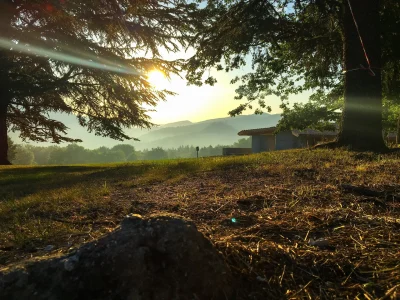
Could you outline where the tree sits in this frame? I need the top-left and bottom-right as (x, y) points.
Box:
(12, 145), (35, 165)
(101, 149), (126, 163)
(277, 102), (341, 132)
(6, 136), (17, 161)
(0, 0), (205, 165)
(383, 99), (400, 144)
(126, 151), (138, 161)
(144, 147), (168, 160)
(25, 145), (53, 165)
(48, 146), (67, 164)
(232, 137), (251, 148)
(61, 144), (90, 164)
(112, 144), (136, 161)
(186, 0), (400, 151)
(277, 94), (400, 141)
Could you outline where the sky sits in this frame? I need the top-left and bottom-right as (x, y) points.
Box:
(145, 50), (310, 125)
(138, 2), (309, 125)
(0, 25), (311, 127)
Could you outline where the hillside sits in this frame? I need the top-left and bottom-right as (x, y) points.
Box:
(158, 120), (193, 128)
(7, 112), (148, 149)
(141, 122), (239, 149)
(9, 113), (281, 150)
(135, 114), (281, 149)
(1, 149), (399, 299)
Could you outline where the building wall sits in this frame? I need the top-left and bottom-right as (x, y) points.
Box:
(275, 131), (300, 150)
(251, 135), (262, 153)
(251, 135), (276, 153)
(222, 148), (252, 156)
(266, 135), (276, 151)
(248, 131), (337, 152)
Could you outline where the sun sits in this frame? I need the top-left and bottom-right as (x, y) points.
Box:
(147, 70), (168, 89)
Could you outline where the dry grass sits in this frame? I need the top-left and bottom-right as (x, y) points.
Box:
(0, 149), (399, 299)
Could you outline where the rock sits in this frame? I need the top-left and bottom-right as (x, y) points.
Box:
(62, 255), (79, 272)
(43, 245), (55, 252)
(0, 214), (233, 300)
(309, 237), (329, 248)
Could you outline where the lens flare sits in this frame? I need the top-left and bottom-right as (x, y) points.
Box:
(147, 70), (168, 88)
(0, 38), (142, 75)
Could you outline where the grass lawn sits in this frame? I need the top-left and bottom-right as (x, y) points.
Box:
(0, 149), (399, 299)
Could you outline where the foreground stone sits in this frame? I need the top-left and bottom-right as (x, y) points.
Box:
(0, 214), (233, 300)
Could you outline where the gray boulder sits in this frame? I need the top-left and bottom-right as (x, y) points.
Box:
(0, 214), (233, 300)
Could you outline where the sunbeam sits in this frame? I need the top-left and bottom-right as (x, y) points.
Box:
(0, 38), (142, 76)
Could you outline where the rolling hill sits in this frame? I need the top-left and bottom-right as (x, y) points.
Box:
(9, 113), (281, 150)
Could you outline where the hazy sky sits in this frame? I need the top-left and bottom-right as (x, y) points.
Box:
(2, 33), (310, 126)
(146, 60), (310, 125)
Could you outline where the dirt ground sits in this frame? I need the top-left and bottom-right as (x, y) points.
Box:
(1, 151), (399, 299)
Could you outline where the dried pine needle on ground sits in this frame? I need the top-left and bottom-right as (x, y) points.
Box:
(0, 149), (399, 299)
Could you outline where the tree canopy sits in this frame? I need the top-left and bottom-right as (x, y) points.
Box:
(0, 0), (205, 164)
(186, 0), (400, 151)
(9, 141), (244, 164)
(6, 136), (17, 161)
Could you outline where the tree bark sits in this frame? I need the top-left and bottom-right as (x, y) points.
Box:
(396, 114), (400, 145)
(0, 102), (11, 165)
(336, 0), (387, 151)
(0, 1), (16, 165)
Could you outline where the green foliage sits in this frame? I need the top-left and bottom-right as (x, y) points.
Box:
(100, 149), (126, 164)
(0, 0), (207, 152)
(143, 147), (168, 160)
(186, 0), (345, 112)
(277, 102), (340, 132)
(48, 147), (68, 165)
(111, 144), (136, 159)
(198, 145), (224, 157)
(231, 137), (251, 148)
(186, 0), (400, 124)
(383, 99), (400, 132)
(25, 145), (55, 165)
(278, 95), (400, 134)
(12, 145), (35, 165)
(6, 137), (17, 162)
(10, 137), (252, 165)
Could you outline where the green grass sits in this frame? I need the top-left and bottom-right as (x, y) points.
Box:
(1, 149), (399, 299)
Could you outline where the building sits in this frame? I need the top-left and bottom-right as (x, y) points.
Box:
(386, 132), (399, 145)
(222, 148), (252, 156)
(237, 127), (337, 153)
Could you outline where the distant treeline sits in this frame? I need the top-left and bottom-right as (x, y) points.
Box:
(8, 138), (251, 165)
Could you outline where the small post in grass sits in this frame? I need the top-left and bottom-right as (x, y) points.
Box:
(196, 146), (199, 158)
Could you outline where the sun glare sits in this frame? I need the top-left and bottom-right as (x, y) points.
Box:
(147, 70), (168, 89)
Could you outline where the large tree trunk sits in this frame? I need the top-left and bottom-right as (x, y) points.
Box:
(0, 1), (15, 165)
(336, 0), (387, 151)
(0, 48), (12, 165)
(0, 102), (11, 165)
(396, 114), (400, 145)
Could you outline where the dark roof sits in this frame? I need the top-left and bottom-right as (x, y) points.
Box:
(238, 127), (337, 137)
(291, 129), (337, 137)
(238, 127), (277, 136)
(387, 132), (397, 141)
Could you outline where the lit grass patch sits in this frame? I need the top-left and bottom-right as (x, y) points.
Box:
(0, 148), (399, 299)
(0, 182), (126, 261)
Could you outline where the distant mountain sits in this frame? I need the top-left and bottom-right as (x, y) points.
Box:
(9, 113), (281, 150)
(158, 120), (193, 128)
(136, 122), (209, 143)
(200, 122), (237, 134)
(139, 122), (239, 149)
(8, 112), (148, 149)
(133, 114), (281, 150)
(204, 114), (281, 131)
